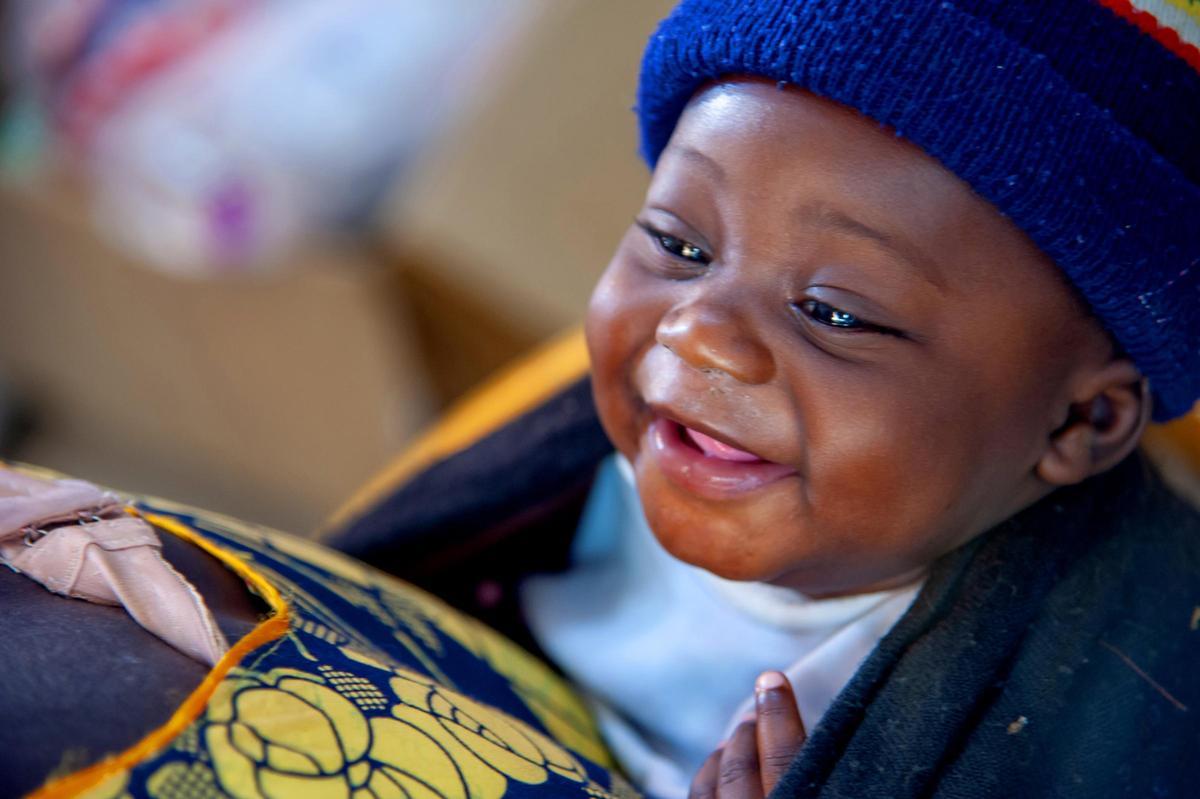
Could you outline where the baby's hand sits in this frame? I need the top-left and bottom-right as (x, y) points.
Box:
(689, 672), (806, 799)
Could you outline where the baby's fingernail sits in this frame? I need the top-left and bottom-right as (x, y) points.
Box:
(756, 671), (786, 693)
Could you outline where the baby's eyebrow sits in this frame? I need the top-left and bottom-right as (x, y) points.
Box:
(670, 145), (726, 185)
(797, 204), (946, 292)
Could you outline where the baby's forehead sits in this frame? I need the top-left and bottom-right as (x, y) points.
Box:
(654, 83), (1027, 280)
(674, 84), (972, 209)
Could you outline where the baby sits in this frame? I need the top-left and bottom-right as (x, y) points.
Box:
(3, 1), (1194, 796)
(333, 1), (1200, 798)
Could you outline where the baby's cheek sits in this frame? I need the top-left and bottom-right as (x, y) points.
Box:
(809, 465), (1000, 593)
(585, 279), (635, 425)
(585, 348), (640, 459)
(586, 259), (677, 455)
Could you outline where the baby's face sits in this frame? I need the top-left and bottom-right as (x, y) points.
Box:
(586, 80), (1112, 596)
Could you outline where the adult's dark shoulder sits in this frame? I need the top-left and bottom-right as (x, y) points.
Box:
(775, 455), (1200, 799)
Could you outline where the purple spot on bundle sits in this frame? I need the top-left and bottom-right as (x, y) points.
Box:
(208, 179), (254, 267)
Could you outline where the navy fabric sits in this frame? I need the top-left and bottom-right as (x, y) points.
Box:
(89, 495), (630, 799)
(333, 379), (609, 573)
(637, 0), (1200, 420)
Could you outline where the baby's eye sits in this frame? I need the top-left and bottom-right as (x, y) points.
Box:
(793, 299), (905, 338)
(799, 300), (866, 330)
(637, 221), (711, 265)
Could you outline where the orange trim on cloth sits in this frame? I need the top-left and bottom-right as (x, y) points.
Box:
(1095, 0), (1200, 72)
(29, 510), (291, 799)
(324, 326), (591, 532)
(1145, 407), (1200, 477)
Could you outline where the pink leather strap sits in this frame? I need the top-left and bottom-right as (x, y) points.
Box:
(0, 468), (229, 666)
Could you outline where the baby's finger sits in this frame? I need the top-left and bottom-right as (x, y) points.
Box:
(754, 671), (806, 795)
(688, 747), (722, 799)
(717, 721), (763, 799)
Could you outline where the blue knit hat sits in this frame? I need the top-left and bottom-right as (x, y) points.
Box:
(637, 0), (1200, 421)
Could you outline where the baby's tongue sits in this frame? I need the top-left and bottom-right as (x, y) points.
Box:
(685, 427), (763, 462)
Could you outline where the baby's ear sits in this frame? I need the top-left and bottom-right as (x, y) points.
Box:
(1036, 358), (1150, 486)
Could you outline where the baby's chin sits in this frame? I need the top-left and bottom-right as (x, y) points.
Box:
(654, 525), (775, 582)
(632, 454), (814, 583)
(653, 521), (925, 597)
(633, 461), (933, 595)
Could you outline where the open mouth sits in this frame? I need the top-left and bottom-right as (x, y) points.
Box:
(644, 416), (796, 499)
(682, 426), (767, 463)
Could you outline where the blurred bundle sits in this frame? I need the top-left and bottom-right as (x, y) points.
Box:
(5, 0), (529, 276)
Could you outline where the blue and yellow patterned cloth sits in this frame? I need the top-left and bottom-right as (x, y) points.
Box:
(36, 492), (633, 799)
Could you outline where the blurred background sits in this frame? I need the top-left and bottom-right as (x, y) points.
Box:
(0, 0), (1195, 538)
(0, 0), (675, 533)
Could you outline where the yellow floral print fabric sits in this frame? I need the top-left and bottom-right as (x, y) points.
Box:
(56, 496), (636, 799)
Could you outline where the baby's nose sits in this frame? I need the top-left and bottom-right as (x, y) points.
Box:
(656, 299), (775, 385)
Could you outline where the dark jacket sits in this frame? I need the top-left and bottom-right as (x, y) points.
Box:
(330, 378), (1200, 799)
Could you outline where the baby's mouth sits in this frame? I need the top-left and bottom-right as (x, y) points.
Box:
(682, 426), (766, 463)
(644, 416), (796, 499)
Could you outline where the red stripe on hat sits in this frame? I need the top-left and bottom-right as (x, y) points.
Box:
(1094, 0), (1200, 73)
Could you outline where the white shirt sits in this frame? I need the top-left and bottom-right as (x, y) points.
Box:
(520, 455), (923, 799)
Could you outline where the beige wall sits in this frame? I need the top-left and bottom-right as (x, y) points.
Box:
(382, 0), (677, 340)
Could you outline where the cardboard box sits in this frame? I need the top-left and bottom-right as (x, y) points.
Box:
(0, 178), (435, 533)
(381, 0), (677, 341)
